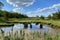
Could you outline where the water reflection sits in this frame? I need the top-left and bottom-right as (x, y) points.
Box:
(40, 23), (43, 29)
(24, 24), (28, 29)
(36, 22), (40, 25)
(0, 23), (52, 32)
(30, 24), (32, 29)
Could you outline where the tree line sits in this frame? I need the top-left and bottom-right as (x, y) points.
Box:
(0, 10), (28, 18)
(47, 10), (60, 20)
(0, 10), (28, 22)
(0, 2), (28, 18)
(36, 10), (60, 20)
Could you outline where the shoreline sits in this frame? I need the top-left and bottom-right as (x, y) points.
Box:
(0, 19), (60, 29)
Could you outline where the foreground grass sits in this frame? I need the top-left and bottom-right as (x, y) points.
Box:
(0, 29), (60, 40)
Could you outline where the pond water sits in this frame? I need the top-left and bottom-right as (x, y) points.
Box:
(0, 23), (53, 32)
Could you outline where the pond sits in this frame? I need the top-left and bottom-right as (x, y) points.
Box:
(0, 23), (53, 32)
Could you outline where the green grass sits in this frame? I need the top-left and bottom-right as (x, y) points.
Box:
(0, 18), (60, 28)
(8, 18), (60, 28)
(0, 22), (14, 27)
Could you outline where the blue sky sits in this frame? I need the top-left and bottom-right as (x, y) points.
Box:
(0, 0), (60, 17)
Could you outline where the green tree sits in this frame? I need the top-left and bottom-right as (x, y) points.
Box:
(0, 10), (28, 18)
(40, 16), (45, 19)
(47, 15), (52, 19)
(52, 11), (60, 19)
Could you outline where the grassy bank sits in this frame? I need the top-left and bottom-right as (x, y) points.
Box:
(0, 22), (14, 27)
(8, 18), (60, 28)
(39, 20), (60, 28)
(0, 18), (60, 28)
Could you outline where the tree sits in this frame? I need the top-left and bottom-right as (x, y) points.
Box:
(49, 10), (60, 20)
(0, 10), (28, 18)
(40, 16), (45, 19)
(47, 15), (52, 19)
(0, 2), (4, 9)
(36, 15), (39, 18)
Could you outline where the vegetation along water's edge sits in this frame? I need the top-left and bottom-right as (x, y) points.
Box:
(6, 18), (60, 28)
(0, 6), (60, 28)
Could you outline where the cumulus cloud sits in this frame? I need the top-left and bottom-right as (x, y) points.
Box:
(37, 3), (60, 12)
(13, 8), (23, 13)
(6, 0), (60, 17)
(6, 0), (35, 7)
(6, 0), (35, 13)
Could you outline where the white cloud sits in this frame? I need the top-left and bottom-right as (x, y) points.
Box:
(25, 11), (35, 17)
(37, 3), (60, 12)
(6, 0), (35, 13)
(24, 3), (60, 17)
(6, 0), (60, 17)
(13, 8), (23, 13)
(25, 11), (41, 17)
(6, 0), (35, 7)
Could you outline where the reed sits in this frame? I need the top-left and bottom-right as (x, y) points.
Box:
(0, 29), (60, 40)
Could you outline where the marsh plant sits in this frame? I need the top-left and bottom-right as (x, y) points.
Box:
(0, 30), (60, 40)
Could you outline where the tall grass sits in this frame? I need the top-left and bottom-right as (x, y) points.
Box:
(0, 29), (60, 40)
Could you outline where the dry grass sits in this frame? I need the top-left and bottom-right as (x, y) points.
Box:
(0, 29), (60, 40)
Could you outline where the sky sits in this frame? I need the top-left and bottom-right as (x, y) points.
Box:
(0, 0), (60, 17)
